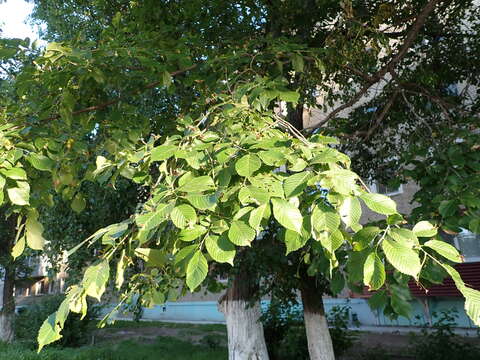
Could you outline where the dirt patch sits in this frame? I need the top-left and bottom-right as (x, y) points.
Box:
(94, 326), (226, 346)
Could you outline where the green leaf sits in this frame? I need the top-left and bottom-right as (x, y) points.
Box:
(170, 204), (197, 228)
(162, 70), (172, 87)
(271, 198), (303, 234)
(186, 251), (208, 291)
(135, 248), (168, 266)
(228, 220), (256, 246)
(317, 229), (344, 254)
(7, 184), (30, 205)
(178, 225), (207, 241)
(283, 171), (312, 198)
(412, 221), (437, 237)
(321, 169), (358, 195)
(339, 197), (361, 229)
(424, 240), (462, 263)
(439, 200), (457, 217)
(463, 287), (480, 326)
(116, 249), (126, 290)
(151, 144), (177, 161)
(185, 193), (217, 210)
(1, 167), (27, 180)
(205, 234), (236, 265)
(311, 203), (340, 232)
(382, 237), (421, 278)
(71, 193), (86, 213)
(368, 289), (388, 309)
(390, 285), (412, 318)
(174, 245), (197, 276)
(178, 176), (215, 193)
(135, 203), (172, 231)
(11, 236), (25, 260)
(291, 53), (304, 72)
(284, 229), (308, 255)
(469, 218), (480, 234)
(37, 313), (62, 352)
(360, 193), (397, 215)
(235, 154), (262, 177)
(352, 226), (380, 251)
(27, 153), (55, 171)
(249, 203), (270, 230)
(330, 271), (345, 295)
(258, 150), (285, 166)
(82, 260), (109, 301)
(278, 90), (300, 104)
(389, 228), (418, 247)
(25, 214), (46, 250)
(363, 252), (386, 290)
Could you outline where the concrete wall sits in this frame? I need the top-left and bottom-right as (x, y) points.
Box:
(111, 297), (477, 330)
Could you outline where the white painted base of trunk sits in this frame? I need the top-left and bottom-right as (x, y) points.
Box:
(0, 313), (14, 343)
(304, 310), (335, 360)
(219, 299), (269, 360)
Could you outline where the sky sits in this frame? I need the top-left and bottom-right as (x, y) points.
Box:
(0, 0), (39, 40)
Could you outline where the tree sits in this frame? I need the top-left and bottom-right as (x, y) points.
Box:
(0, 0), (478, 358)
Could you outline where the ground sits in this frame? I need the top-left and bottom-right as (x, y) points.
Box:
(1, 320), (479, 359)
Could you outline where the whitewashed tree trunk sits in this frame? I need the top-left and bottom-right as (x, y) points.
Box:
(301, 279), (335, 360)
(218, 270), (269, 360)
(0, 214), (17, 343)
(0, 264), (15, 343)
(0, 313), (14, 343)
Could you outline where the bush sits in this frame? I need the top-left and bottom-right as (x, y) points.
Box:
(410, 309), (480, 360)
(14, 294), (100, 349)
(327, 305), (357, 356)
(261, 300), (356, 360)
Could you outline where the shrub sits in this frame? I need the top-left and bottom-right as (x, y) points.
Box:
(410, 309), (480, 360)
(261, 300), (356, 359)
(14, 294), (101, 349)
(326, 305), (357, 356)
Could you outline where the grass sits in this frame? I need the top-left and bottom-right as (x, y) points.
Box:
(0, 336), (227, 360)
(105, 320), (227, 333)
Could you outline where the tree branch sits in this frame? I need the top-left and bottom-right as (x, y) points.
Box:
(307, 0), (445, 130)
(365, 90), (399, 139)
(39, 64), (197, 122)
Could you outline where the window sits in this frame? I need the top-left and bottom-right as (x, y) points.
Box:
(370, 181), (403, 196)
(453, 230), (480, 263)
(442, 229), (480, 263)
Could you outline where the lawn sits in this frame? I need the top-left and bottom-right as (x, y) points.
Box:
(0, 336), (227, 360)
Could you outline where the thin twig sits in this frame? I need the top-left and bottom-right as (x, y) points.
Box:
(307, 0), (446, 130)
(39, 65), (197, 123)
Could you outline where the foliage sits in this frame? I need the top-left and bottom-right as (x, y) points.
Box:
(0, 0), (479, 352)
(14, 295), (100, 349)
(199, 334), (224, 349)
(0, 337), (226, 360)
(410, 309), (480, 360)
(261, 300), (356, 359)
(326, 305), (357, 356)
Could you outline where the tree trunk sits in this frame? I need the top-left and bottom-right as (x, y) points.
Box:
(301, 278), (335, 360)
(218, 268), (269, 360)
(0, 264), (15, 343)
(0, 213), (17, 343)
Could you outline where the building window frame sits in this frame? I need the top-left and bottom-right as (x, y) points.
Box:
(453, 229), (480, 263)
(370, 181), (403, 196)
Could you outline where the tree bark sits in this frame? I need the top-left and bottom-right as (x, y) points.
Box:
(218, 268), (269, 360)
(301, 277), (335, 360)
(0, 213), (17, 343)
(0, 263), (15, 343)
